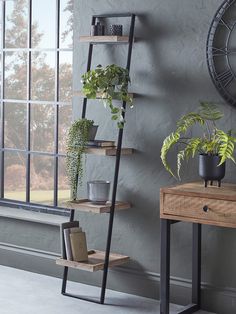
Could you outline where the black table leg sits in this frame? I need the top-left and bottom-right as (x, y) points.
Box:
(192, 223), (201, 308)
(160, 219), (171, 314)
(160, 220), (202, 314)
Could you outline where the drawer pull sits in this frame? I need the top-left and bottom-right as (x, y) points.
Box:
(203, 205), (208, 212)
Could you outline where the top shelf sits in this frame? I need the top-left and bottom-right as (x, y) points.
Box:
(79, 36), (130, 44)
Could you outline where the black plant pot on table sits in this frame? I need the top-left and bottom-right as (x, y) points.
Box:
(199, 154), (225, 187)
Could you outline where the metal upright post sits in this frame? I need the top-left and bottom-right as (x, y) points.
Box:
(160, 219), (171, 314)
(192, 223), (201, 308)
(82, 16), (96, 119)
(61, 209), (75, 294)
(100, 14), (135, 304)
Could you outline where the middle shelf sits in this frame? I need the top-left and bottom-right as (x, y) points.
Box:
(63, 199), (131, 213)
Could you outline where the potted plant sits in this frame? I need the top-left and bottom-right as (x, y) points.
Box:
(81, 64), (133, 128)
(66, 118), (96, 200)
(161, 102), (236, 187)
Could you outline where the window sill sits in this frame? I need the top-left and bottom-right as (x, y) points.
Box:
(0, 206), (69, 226)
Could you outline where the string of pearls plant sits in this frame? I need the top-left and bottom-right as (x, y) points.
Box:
(66, 118), (94, 200)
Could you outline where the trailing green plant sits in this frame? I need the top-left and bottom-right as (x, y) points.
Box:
(66, 118), (94, 200)
(82, 64), (133, 128)
(161, 102), (236, 178)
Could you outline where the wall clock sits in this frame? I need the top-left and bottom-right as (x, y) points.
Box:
(207, 0), (236, 106)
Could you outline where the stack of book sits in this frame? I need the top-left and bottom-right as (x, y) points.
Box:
(61, 221), (88, 262)
(86, 140), (115, 147)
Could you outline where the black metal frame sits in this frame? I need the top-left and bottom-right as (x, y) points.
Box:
(160, 219), (202, 314)
(60, 13), (136, 305)
(0, 0), (72, 214)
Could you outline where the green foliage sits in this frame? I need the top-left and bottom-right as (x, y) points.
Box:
(161, 103), (236, 178)
(82, 64), (133, 128)
(215, 130), (236, 165)
(66, 119), (94, 200)
(199, 102), (224, 121)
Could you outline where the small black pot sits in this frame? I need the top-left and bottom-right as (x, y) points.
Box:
(199, 154), (225, 187)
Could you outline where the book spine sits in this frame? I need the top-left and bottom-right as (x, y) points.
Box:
(63, 229), (73, 261)
(60, 221), (79, 259)
(70, 232), (88, 262)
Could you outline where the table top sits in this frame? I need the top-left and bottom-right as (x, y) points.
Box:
(161, 181), (236, 201)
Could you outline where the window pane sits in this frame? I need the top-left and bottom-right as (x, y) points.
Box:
(5, 0), (28, 48)
(0, 5), (2, 50)
(0, 53), (2, 98)
(5, 51), (27, 100)
(58, 104), (72, 153)
(5, 102), (27, 149)
(31, 51), (55, 101)
(60, 0), (73, 48)
(4, 151), (26, 201)
(58, 157), (70, 205)
(31, 104), (54, 152)
(32, 0), (56, 49)
(59, 52), (72, 102)
(30, 155), (54, 205)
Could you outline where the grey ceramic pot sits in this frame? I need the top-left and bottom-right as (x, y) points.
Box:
(87, 180), (110, 205)
(88, 125), (98, 141)
(199, 154), (225, 187)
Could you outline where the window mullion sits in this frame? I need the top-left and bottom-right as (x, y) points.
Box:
(54, 0), (60, 207)
(26, 0), (32, 203)
(0, 0), (6, 198)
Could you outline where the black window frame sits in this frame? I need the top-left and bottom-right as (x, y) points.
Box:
(0, 0), (72, 216)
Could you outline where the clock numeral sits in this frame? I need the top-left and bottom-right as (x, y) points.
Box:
(219, 18), (233, 31)
(216, 69), (234, 87)
(211, 47), (227, 57)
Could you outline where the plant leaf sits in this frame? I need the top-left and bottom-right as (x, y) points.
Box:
(199, 102), (224, 121)
(177, 113), (205, 134)
(216, 129), (236, 165)
(161, 132), (180, 177)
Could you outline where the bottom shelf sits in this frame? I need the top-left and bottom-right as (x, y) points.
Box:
(56, 250), (130, 272)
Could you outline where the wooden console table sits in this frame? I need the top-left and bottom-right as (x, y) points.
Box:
(160, 182), (236, 314)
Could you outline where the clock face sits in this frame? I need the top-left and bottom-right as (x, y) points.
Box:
(207, 0), (236, 106)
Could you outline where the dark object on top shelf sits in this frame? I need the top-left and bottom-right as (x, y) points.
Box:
(90, 22), (105, 36)
(110, 24), (123, 36)
(199, 154), (225, 188)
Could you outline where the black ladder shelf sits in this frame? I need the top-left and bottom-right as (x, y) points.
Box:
(56, 13), (136, 304)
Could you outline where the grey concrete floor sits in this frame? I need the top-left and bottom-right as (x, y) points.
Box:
(0, 266), (214, 314)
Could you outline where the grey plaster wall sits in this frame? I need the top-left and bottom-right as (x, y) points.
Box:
(1, 1), (236, 314)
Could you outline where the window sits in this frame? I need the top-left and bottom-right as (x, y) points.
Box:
(0, 0), (73, 213)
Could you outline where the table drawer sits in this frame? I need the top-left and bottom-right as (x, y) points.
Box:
(163, 194), (236, 224)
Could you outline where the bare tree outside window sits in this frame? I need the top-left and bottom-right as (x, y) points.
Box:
(0, 0), (73, 209)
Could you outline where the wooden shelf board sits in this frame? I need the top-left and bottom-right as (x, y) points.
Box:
(79, 35), (130, 43)
(74, 91), (134, 99)
(85, 146), (134, 156)
(56, 250), (130, 272)
(63, 199), (131, 213)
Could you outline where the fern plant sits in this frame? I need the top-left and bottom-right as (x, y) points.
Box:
(161, 102), (236, 178)
(82, 64), (133, 128)
(66, 118), (94, 200)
